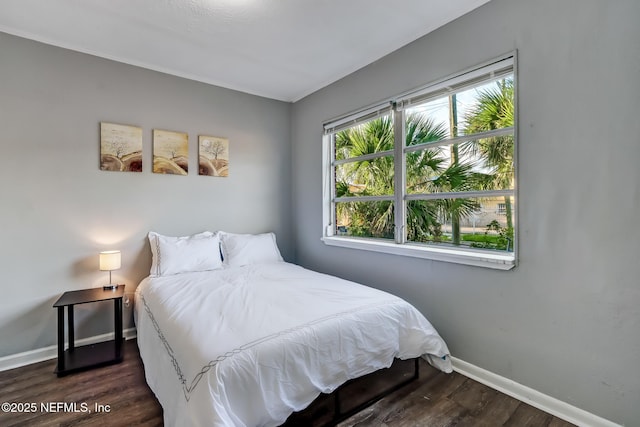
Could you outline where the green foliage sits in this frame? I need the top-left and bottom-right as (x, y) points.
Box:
(406, 200), (443, 242)
(335, 78), (515, 251)
(463, 234), (500, 243)
(461, 79), (515, 231)
(467, 221), (514, 251)
(338, 200), (394, 239)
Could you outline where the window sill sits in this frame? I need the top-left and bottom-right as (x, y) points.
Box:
(322, 236), (515, 270)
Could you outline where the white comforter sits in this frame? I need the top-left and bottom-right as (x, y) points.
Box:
(134, 262), (451, 427)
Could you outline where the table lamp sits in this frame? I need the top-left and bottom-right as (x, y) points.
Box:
(99, 250), (121, 290)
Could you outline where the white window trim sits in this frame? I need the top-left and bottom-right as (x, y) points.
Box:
(322, 236), (515, 270)
(322, 52), (518, 270)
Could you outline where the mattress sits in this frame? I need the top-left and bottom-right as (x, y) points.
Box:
(134, 261), (451, 426)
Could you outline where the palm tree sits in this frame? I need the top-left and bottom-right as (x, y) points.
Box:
(335, 113), (479, 242)
(462, 78), (515, 231)
(405, 113), (480, 242)
(336, 115), (395, 195)
(334, 79), (515, 248)
(335, 116), (395, 238)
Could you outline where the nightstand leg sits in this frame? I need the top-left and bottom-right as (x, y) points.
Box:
(114, 298), (123, 358)
(67, 305), (75, 352)
(57, 306), (65, 372)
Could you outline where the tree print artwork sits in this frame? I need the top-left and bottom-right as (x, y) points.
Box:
(198, 135), (229, 177)
(100, 122), (143, 172)
(153, 129), (189, 175)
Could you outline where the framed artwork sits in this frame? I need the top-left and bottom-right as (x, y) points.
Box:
(198, 135), (229, 177)
(100, 122), (143, 172)
(153, 129), (189, 175)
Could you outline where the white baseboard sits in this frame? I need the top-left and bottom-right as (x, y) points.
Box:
(0, 328), (137, 373)
(451, 357), (621, 427)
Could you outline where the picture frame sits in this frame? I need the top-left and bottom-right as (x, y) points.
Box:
(198, 135), (229, 177)
(153, 129), (189, 175)
(100, 122), (143, 172)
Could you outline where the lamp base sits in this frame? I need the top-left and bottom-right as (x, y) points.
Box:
(103, 284), (119, 290)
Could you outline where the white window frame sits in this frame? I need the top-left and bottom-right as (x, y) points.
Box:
(322, 53), (517, 270)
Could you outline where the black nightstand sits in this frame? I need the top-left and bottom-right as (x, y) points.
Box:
(53, 285), (125, 376)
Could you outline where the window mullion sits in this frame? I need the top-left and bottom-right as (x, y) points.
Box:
(329, 134), (337, 236)
(323, 134), (336, 237)
(334, 195), (394, 203)
(403, 127), (514, 154)
(332, 149), (394, 166)
(405, 189), (514, 201)
(393, 107), (406, 244)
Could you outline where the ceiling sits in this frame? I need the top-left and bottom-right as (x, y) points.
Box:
(0, 0), (490, 102)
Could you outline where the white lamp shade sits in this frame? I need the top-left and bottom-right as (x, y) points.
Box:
(99, 250), (121, 271)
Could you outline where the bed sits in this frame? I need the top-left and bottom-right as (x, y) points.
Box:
(134, 231), (452, 426)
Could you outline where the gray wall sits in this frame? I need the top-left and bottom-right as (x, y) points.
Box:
(0, 33), (292, 357)
(2, 1), (639, 424)
(291, 0), (640, 425)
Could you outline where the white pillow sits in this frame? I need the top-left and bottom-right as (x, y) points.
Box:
(220, 232), (283, 267)
(148, 231), (222, 276)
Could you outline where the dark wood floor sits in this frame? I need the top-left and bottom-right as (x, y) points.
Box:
(0, 339), (575, 426)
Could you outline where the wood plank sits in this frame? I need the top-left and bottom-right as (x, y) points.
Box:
(504, 402), (555, 427)
(549, 416), (581, 427)
(454, 391), (521, 427)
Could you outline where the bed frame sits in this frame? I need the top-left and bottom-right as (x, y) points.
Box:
(282, 358), (420, 426)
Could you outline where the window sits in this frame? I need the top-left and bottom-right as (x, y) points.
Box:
(322, 54), (516, 269)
